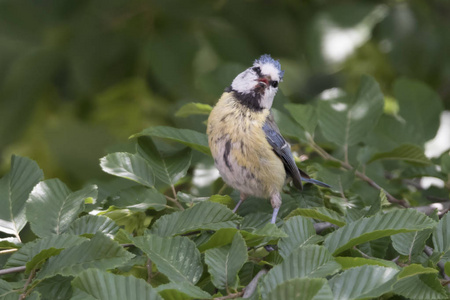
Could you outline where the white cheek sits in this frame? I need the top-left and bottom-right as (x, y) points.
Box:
(231, 71), (257, 94)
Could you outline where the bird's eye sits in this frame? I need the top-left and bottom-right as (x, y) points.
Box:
(252, 67), (261, 74)
(271, 81), (278, 88)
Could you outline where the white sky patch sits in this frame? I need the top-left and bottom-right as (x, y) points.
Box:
(320, 87), (345, 100)
(425, 111), (450, 158)
(331, 102), (348, 112)
(421, 177), (445, 189)
(320, 5), (388, 64)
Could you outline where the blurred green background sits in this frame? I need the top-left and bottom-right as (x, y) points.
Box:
(1, 0), (449, 188)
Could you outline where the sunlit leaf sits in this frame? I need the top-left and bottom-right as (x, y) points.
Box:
(67, 215), (119, 237)
(285, 103), (318, 135)
(286, 207), (346, 227)
(137, 136), (192, 186)
(72, 269), (162, 300)
(132, 234), (203, 284)
(132, 126), (210, 155)
(278, 216), (323, 258)
(175, 102), (212, 118)
(335, 257), (399, 270)
(329, 265), (398, 300)
(205, 232), (247, 289)
(261, 245), (340, 297)
(150, 201), (241, 237)
(324, 209), (436, 255)
(26, 180), (97, 237)
(155, 282), (212, 300)
(100, 152), (155, 187)
(113, 186), (167, 211)
(37, 232), (134, 280)
(0, 155), (43, 238)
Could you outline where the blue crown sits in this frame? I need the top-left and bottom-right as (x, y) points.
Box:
(254, 54), (284, 80)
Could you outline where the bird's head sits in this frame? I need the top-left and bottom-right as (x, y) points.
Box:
(229, 54), (284, 110)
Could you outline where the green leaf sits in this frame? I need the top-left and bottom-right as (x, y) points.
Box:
(35, 275), (74, 300)
(68, 215), (120, 237)
(278, 216), (323, 259)
(285, 103), (318, 135)
(6, 234), (87, 269)
(263, 278), (333, 300)
(242, 223), (288, 247)
(155, 282), (212, 300)
(205, 232), (248, 290)
(132, 126), (211, 156)
(0, 279), (18, 300)
(329, 265), (398, 300)
(137, 137), (192, 186)
(335, 257), (399, 270)
(398, 264), (438, 279)
(445, 262), (450, 277)
(286, 207), (346, 227)
(175, 102), (212, 118)
(100, 152), (155, 187)
(394, 78), (443, 143)
(132, 234), (203, 284)
(26, 180), (97, 237)
(391, 228), (433, 258)
(150, 201), (241, 237)
(441, 152), (450, 174)
(432, 212), (450, 258)
(0, 155), (43, 238)
(393, 273), (449, 300)
(261, 245), (340, 297)
(368, 144), (432, 165)
(317, 75), (384, 147)
(72, 268), (162, 300)
(37, 232), (134, 280)
(197, 228), (238, 252)
(113, 186), (167, 211)
(324, 209), (436, 255)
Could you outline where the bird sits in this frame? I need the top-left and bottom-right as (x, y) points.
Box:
(207, 54), (330, 224)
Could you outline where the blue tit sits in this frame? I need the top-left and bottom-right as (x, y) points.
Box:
(207, 54), (330, 224)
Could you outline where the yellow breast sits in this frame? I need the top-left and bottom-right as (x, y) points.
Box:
(207, 93), (285, 197)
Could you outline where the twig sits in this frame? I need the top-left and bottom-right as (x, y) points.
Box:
(353, 246), (373, 259)
(19, 269), (36, 300)
(308, 139), (409, 208)
(0, 249), (18, 255)
(0, 266), (26, 276)
(242, 269), (268, 298)
(424, 246), (450, 283)
(164, 195), (184, 210)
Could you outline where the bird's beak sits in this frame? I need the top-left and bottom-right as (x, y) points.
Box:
(256, 76), (270, 88)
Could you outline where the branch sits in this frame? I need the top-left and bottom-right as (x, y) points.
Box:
(213, 292), (243, 300)
(0, 266), (26, 276)
(308, 139), (409, 208)
(242, 269), (268, 298)
(19, 269), (36, 300)
(424, 246), (450, 283)
(164, 195), (184, 210)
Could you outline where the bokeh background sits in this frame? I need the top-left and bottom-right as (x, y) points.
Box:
(1, 0), (449, 189)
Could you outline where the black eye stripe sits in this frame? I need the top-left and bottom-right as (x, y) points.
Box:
(252, 67), (261, 75)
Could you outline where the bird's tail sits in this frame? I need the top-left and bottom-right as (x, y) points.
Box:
(300, 177), (331, 188)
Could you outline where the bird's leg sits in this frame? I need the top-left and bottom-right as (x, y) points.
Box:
(270, 193), (282, 224)
(233, 193), (247, 213)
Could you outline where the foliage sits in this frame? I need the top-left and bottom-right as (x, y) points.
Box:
(0, 74), (449, 299)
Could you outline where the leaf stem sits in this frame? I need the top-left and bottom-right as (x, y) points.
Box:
(213, 292), (244, 300)
(218, 183), (228, 195)
(242, 268), (268, 298)
(19, 269), (36, 300)
(164, 195), (184, 210)
(146, 258), (152, 283)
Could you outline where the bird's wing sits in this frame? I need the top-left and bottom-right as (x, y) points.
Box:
(263, 112), (303, 190)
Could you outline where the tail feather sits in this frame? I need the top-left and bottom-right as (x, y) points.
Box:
(300, 177), (331, 188)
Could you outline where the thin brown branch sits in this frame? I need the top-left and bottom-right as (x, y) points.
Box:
(19, 269), (36, 300)
(0, 266), (26, 276)
(164, 195), (184, 210)
(308, 139), (409, 208)
(353, 246), (373, 259)
(218, 183), (228, 195)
